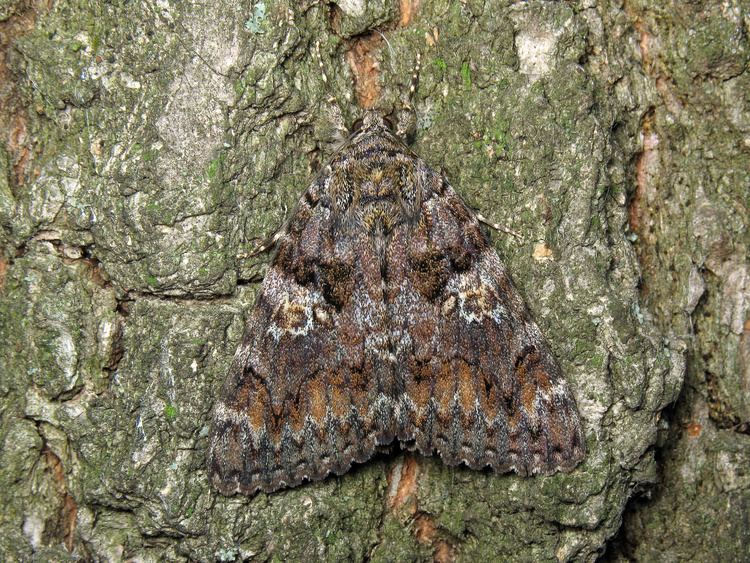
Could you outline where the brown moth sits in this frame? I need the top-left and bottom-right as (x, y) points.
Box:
(207, 111), (585, 495)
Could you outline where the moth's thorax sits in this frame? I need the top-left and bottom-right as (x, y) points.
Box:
(332, 126), (420, 234)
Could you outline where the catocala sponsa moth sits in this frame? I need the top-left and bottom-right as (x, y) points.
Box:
(208, 111), (585, 495)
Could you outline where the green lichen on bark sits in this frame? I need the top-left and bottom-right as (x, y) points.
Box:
(4, 0), (745, 560)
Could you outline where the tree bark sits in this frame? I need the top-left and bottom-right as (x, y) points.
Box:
(0, 0), (746, 561)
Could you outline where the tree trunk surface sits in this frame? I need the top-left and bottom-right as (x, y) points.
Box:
(0, 1), (747, 561)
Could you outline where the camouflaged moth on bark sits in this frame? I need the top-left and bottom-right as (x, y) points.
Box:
(208, 111), (585, 495)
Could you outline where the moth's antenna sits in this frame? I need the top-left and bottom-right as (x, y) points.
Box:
(315, 40), (328, 84)
(246, 203), (289, 257)
(314, 40), (350, 150)
(396, 52), (422, 140)
(407, 51), (421, 108)
(477, 212), (522, 240)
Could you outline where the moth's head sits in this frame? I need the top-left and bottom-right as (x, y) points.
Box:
(320, 51), (421, 153)
(351, 111), (396, 136)
(349, 109), (416, 145)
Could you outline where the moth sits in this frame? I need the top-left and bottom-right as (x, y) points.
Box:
(208, 111), (585, 495)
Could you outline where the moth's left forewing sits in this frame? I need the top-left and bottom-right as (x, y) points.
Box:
(208, 171), (397, 495)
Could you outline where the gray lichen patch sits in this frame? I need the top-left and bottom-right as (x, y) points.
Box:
(11, 1), (253, 297)
(603, 2), (750, 559)
(0, 244), (118, 402)
(0, 243), (118, 559)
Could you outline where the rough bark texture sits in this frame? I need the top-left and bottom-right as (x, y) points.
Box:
(0, 0), (746, 561)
